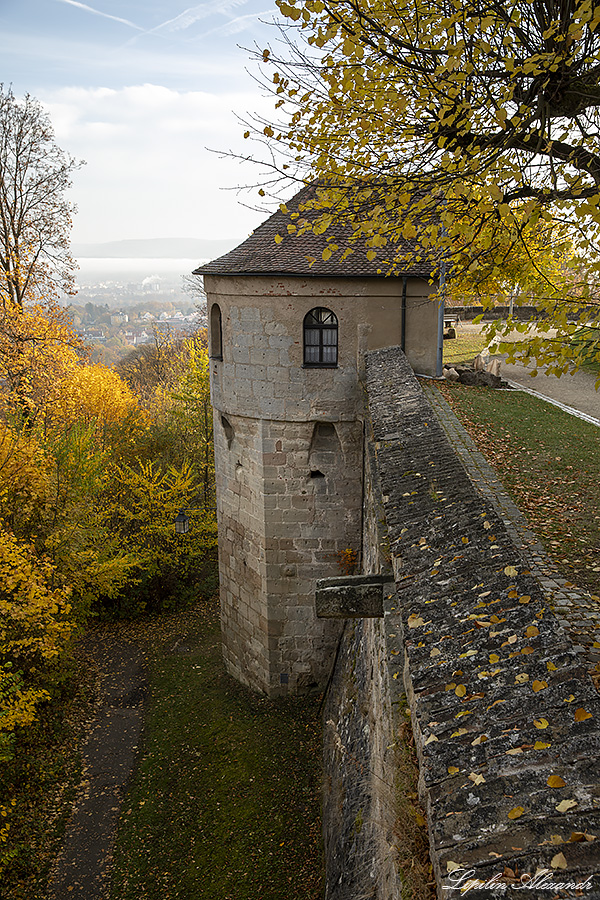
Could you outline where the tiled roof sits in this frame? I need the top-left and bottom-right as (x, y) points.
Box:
(195, 184), (435, 279)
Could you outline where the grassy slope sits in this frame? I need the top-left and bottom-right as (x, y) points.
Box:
(436, 381), (600, 597)
(110, 602), (324, 900)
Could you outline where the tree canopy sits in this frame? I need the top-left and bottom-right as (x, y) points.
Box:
(249, 0), (600, 374)
(0, 86), (82, 309)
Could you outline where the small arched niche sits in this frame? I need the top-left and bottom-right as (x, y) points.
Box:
(221, 413), (234, 448)
(210, 303), (223, 360)
(309, 421), (342, 478)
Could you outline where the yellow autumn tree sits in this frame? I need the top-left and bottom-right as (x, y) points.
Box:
(250, 0), (600, 376)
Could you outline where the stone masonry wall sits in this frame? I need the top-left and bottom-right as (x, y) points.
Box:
(323, 346), (600, 900)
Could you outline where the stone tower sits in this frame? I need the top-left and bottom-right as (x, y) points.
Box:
(196, 187), (440, 696)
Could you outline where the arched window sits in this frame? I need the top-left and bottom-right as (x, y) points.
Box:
(303, 307), (338, 367)
(210, 303), (223, 359)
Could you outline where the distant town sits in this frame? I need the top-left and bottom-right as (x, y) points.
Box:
(63, 237), (241, 365)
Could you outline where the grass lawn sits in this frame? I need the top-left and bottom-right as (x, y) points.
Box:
(443, 330), (489, 367)
(110, 600), (324, 900)
(435, 381), (600, 597)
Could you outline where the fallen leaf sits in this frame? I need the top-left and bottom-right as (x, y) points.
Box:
(508, 806), (525, 819)
(504, 566), (518, 576)
(534, 718), (549, 729)
(519, 595), (531, 604)
(408, 614), (426, 628)
(471, 734), (487, 746)
(483, 521), (491, 530)
(455, 684), (467, 697)
(424, 734), (439, 745)
(532, 680), (548, 692)
(575, 708), (593, 722)
(506, 748), (523, 755)
(489, 653), (500, 663)
(430, 647), (441, 657)
(556, 799), (577, 813)
(448, 766), (459, 775)
(547, 775), (566, 788)
(563, 694), (575, 703)
(534, 741), (551, 749)
(550, 852), (567, 869)
(526, 626), (540, 638)
(521, 646), (535, 655)
(446, 861), (462, 873)
(515, 673), (529, 684)
(547, 661), (557, 671)
(468, 772), (485, 785)
(451, 728), (468, 737)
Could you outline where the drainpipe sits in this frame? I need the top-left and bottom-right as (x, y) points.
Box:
(401, 276), (407, 353)
(436, 257), (446, 377)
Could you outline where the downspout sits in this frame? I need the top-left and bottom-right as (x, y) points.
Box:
(401, 276), (407, 353)
(436, 257), (446, 377)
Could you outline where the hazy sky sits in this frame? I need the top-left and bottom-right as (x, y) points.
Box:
(0, 0), (283, 244)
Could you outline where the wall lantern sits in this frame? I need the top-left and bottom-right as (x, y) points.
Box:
(174, 509), (190, 534)
(174, 505), (217, 534)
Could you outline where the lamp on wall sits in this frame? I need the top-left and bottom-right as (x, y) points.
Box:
(174, 505), (217, 533)
(174, 509), (190, 534)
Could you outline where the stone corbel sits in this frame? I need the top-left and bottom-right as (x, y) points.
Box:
(315, 574), (391, 618)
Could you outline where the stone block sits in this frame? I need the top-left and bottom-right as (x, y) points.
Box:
(316, 575), (388, 618)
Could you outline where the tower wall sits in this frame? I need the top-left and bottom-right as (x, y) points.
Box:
(205, 273), (437, 695)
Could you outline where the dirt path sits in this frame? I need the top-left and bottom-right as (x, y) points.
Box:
(45, 633), (148, 900)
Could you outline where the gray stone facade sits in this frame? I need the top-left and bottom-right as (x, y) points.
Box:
(205, 272), (439, 696)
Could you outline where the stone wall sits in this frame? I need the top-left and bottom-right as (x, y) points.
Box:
(322, 346), (600, 899)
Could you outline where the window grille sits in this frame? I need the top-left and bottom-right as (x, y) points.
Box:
(303, 307), (338, 367)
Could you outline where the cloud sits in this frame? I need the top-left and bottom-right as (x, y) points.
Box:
(53, 0), (144, 30)
(40, 84), (275, 243)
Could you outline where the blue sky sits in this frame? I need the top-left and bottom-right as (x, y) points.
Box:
(0, 0), (281, 243)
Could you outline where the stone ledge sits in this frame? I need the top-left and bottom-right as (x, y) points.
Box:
(315, 574), (390, 618)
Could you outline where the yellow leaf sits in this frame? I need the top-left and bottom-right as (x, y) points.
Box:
(504, 566), (518, 576)
(471, 734), (487, 746)
(515, 673), (529, 684)
(446, 861), (462, 873)
(451, 728), (468, 737)
(575, 707), (593, 721)
(489, 653), (500, 663)
(408, 614), (425, 628)
(532, 680), (548, 692)
(547, 775), (566, 788)
(506, 748), (523, 755)
(534, 741), (551, 749)
(455, 684), (467, 697)
(519, 595), (531, 604)
(547, 661), (558, 671)
(430, 647), (441, 658)
(508, 806), (525, 819)
(526, 626), (540, 638)
(274, 234), (283, 244)
(550, 852), (567, 870)
(424, 733), (439, 745)
(468, 772), (485, 785)
(534, 718), (549, 729)
(556, 799), (578, 812)
(448, 766), (459, 775)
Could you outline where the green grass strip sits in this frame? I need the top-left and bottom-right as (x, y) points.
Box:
(110, 603), (323, 900)
(437, 382), (600, 597)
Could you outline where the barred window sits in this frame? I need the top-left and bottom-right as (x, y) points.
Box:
(303, 307), (338, 367)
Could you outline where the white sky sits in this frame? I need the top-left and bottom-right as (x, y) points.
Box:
(0, 0), (284, 244)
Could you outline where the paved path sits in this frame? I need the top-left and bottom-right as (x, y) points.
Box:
(46, 634), (148, 900)
(420, 379), (600, 669)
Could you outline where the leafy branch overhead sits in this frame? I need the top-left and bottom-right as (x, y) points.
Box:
(249, 0), (600, 375)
